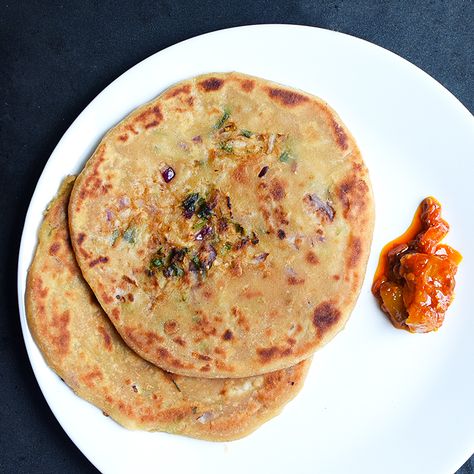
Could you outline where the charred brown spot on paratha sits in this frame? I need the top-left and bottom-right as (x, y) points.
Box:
(257, 182), (289, 232)
(138, 405), (192, 424)
(337, 175), (370, 220)
(165, 84), (191, 99)
(232, 162), (249, 183)
(97, 325), (113, 351)
(75, 145), (113, 213)
(118, 134), (128, 142)
(274, 205), (289, 226)
(194, 314), (218, 336)
(198, 77), (224, 92)
(123, 326), (165, 351)
(222, 329), (233, 341)
(312, 302), (341, 337)
(259, 371), (283, 396)
(125, 124), (138, 135)
(232, 306), (250, 331)
(151, 393), (162, 403)
(256, 345), (292, 363)
(117, 400), (134, 418)
(48, 242), (60, 255)
(332, 120), (348, 150)
(76, 237), (92, 260)
(111, 307), (120, 321)
(32, 276), (49, 299)
(219, 387), (227, 396)
(89, 256), (109, 267)
(156, 347), (190, 369)
(173, 336), (186, 347)
(286, 271), (304, 285)
(46, 309), (71, 356)
(241, 288), (263, 299)
(122, 275), (138, 286)
(266, 87), (309, 107)
(101, 292), (113, 304)
(76, 232), (86, 245)
(202, 288), (213, 299)
(287, 275), (305, 285)
(37, 303), (46, 317)
(133, 105), (164, 130)
(306, 251), (319, 265)
(192, 352), (212, 361)
(164, 319), (179, 335)
(333, 274), (341, 281)
(270, 179), (286, 201)
(214, 359), (235, 372)
(153, 406), (194, 423)
(81, 368), (103, 388)
(347, 234), (362, 269)
(241, 79), (255, 92)
(214, 346), (226, 356)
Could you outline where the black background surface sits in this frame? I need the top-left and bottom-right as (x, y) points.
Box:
(1, 1), (472, 473)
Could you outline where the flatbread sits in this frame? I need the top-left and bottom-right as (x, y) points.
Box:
(69, 72), (374, 377)
(26, 177), (310, 441)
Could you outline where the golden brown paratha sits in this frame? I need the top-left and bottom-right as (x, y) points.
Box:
(26, 177), (310, 440)
(69, 72), (374, 378)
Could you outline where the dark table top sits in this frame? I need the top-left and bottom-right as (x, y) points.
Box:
(1, 1), (472, 473)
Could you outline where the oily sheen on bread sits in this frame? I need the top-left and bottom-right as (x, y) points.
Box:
(69, 72), (374, 378)
(26, 177), (310, 440)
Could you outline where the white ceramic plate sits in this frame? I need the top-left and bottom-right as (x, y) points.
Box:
(18, 25), (474, 474)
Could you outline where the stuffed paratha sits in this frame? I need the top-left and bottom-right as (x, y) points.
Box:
(69, 72), (374, 377)
(26, 177), (310, 440)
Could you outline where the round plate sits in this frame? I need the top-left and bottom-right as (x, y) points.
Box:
(17, 25), (474, 474)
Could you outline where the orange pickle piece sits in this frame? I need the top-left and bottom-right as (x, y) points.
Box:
(372, 197), (461, 333)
